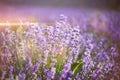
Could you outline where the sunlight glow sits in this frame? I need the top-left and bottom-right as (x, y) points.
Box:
(0, 22), (37, 26)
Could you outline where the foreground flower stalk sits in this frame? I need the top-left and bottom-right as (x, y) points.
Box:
(0, 15), (120, 80)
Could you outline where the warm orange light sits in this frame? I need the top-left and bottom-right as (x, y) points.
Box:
(0, 22), (37, 26)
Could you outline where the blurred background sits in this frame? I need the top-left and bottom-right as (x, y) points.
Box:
(0, 0), (120, 21)
(0, 0), (120, 23)
(0, 0), (120, 10)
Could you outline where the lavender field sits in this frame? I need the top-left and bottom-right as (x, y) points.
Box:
(0, 11), (120, 80)
(0, 0), (120, 78)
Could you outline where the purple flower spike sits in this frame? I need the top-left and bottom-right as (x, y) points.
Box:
(18, 73), (26, 80)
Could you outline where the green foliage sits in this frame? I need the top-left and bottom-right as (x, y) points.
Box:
(71, 55), (83, 75)
(55, 53), (65, 74)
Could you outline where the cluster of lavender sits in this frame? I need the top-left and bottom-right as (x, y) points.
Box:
(0, 15), (120, 80)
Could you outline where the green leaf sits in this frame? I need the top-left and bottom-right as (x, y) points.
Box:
(71, 58), (83, 75)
